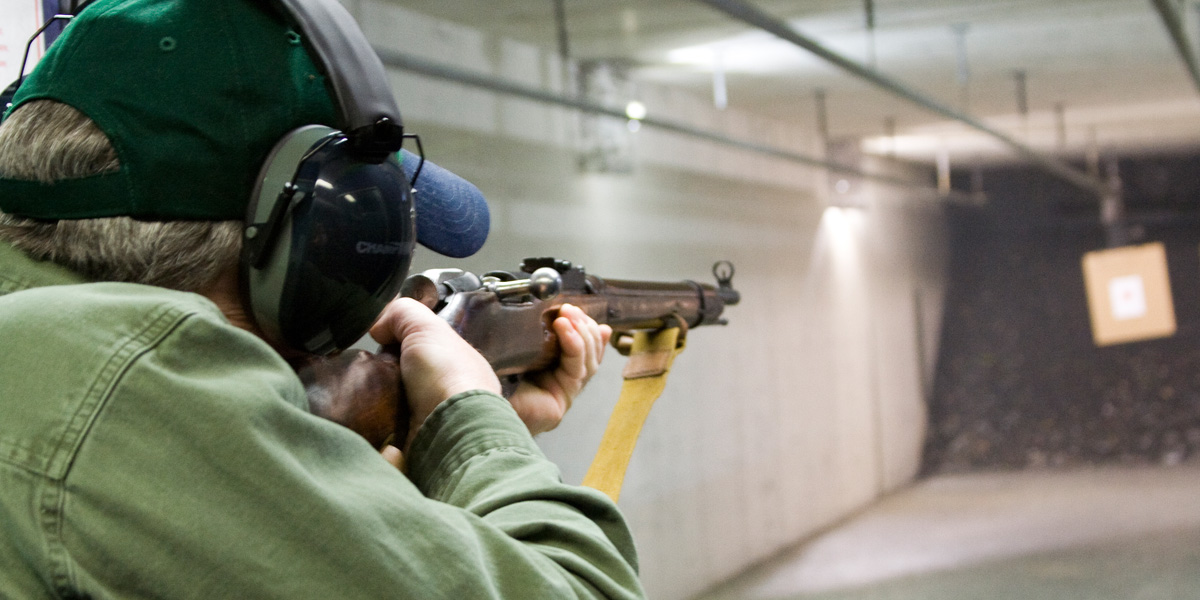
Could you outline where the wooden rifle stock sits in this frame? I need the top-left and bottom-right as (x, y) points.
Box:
(296, 258), (739, 448)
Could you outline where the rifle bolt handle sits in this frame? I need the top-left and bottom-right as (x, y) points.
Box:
(490, 267), (562, 302)
(527, 267), (563, 299)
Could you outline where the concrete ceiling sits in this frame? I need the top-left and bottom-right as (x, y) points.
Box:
(383, 0), (1200, 167)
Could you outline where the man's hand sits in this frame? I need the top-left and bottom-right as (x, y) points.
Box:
(370, 298), (502, 451)
(508, 304), (613, 435)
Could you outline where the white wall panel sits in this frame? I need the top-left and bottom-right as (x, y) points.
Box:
(358, 3), (949, 598)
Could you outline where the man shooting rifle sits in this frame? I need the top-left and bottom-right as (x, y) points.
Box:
(0, 0), (643, 597)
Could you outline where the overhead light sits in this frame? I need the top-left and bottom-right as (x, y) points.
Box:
(861, 134), (942, 156)
(625, 100), (647, 120)
(665, 28), (834, 74)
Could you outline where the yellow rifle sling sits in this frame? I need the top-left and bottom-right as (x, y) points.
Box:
(582, 327), (685, 503)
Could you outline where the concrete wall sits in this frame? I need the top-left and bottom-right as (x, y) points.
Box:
(350, 2), (949, 597)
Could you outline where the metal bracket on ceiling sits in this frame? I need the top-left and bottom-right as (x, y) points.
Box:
(691, 0), (1111, 200)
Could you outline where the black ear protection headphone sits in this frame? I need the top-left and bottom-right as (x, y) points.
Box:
(3, 0), (422, 357)
(240, 0), (422, 356)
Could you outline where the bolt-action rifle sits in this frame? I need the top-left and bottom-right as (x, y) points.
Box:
(297, 258), (739, 449)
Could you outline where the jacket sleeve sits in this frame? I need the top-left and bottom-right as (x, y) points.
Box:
(56, 309), (645, 600)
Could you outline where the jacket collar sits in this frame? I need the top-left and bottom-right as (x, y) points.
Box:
(0, 241), (87, 296)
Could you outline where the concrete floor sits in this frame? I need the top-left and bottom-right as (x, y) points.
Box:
(694, 464), (1200, 600)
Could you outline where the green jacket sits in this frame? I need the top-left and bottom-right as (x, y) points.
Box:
(0, 242), (644, 599)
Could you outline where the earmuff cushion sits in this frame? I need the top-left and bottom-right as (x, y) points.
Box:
(243, 126), (416, 355)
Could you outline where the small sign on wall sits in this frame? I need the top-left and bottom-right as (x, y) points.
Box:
(1082, 242), (1176, 346)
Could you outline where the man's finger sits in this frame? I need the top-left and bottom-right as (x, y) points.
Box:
(552, 315), (587, 380)
(369, 297), (440, 347)
(380, 445), (404, 470)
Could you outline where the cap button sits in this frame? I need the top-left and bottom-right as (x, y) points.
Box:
(158, 37), (177, 52)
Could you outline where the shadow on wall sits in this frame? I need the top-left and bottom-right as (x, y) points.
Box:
(922, 150), (1200, 474)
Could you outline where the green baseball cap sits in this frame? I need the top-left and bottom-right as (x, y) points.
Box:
(0, 0), (338, 220)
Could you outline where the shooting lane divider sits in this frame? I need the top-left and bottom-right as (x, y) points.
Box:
(582, 325), (686, 503)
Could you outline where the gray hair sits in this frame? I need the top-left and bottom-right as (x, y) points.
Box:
(0, 100), (241, 293)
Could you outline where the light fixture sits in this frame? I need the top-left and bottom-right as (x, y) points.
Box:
(625, 100), (647, 121)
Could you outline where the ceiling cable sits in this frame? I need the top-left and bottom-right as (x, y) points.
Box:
(373, 46), (974, 201)
(1150, 0), (1200, 95)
